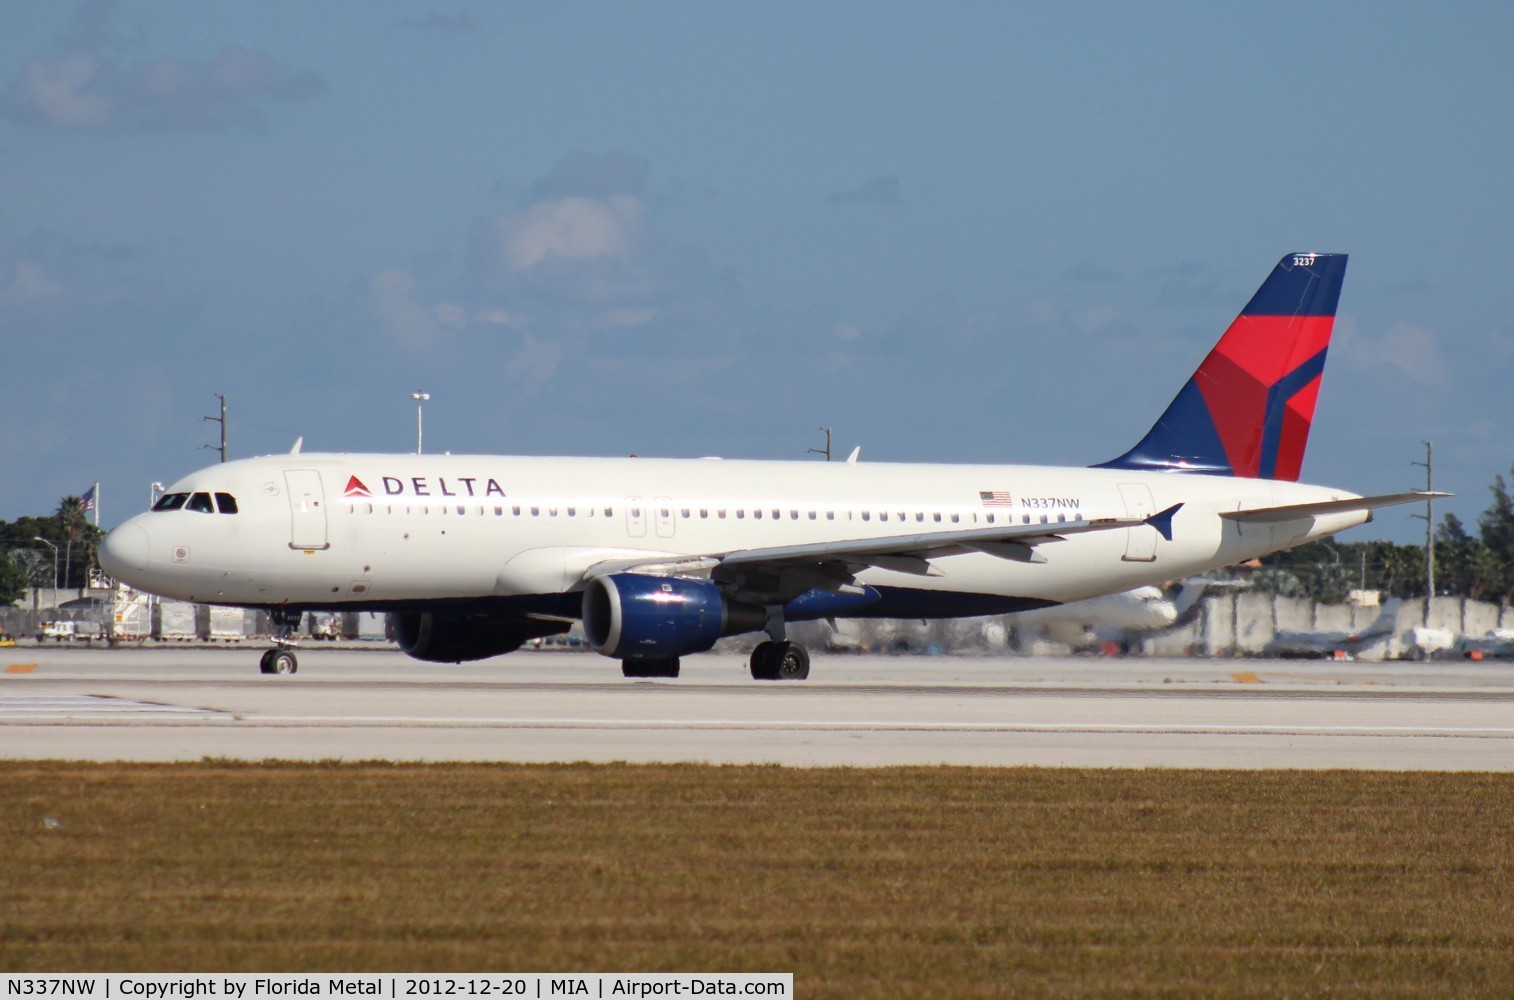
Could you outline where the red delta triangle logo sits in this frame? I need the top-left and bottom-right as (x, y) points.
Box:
(343, 475), (373, 498)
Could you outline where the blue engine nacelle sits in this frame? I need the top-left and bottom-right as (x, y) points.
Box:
(582, 574), (764, 659)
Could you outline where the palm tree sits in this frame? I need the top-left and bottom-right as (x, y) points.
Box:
(56, 496), (86, 595)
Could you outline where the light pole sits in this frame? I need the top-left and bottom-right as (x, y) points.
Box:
(150, 482), (164, 508)
(411, 391), (430, 454)
(33, 537), (58, 606)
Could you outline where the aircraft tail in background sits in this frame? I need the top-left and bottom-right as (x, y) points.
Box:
(1098, 252), (1348, 481)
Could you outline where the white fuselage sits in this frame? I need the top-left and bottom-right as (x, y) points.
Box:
(100, 452), (1367, 618)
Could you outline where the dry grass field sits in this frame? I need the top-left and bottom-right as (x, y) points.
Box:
(3, 762), (1513, 997)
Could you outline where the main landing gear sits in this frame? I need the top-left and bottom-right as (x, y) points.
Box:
(748, 640), (810, 681)
(622, 657), (680, 678)
(259, 607), (302, 675)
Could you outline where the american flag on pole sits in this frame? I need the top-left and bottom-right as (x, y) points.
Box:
(80, 484), (97, 512)
(978, 490), (1014, 507)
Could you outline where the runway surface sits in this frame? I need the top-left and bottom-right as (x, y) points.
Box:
(4, 645), (1514, 769)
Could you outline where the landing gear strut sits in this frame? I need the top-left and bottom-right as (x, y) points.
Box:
(622, 657), (680, 679)
(260, 607), (302, 675)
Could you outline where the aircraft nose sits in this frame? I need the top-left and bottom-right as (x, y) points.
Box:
(99, 522), (150, 579)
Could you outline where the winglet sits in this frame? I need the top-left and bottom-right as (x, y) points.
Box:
(1145, 503), (1183, 542)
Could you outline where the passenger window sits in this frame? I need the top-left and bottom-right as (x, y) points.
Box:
(567, 507), (576, 517)
(754, 510), (763, 519)
(916, 513), (924, 522)
(153, 493), (188, 512)
(861, 512), (870, 522)
(950, 513), (960, 523)
(933, 513), (942, 523)
(531, 507), (540, 517)
(808, 511), (816, 520)
(214, 493), (239, 514)
(187, 492), (214, 514)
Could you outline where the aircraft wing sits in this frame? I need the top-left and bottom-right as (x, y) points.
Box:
(1221, 491), (1449, 523)
(583, 505), (1182, 586)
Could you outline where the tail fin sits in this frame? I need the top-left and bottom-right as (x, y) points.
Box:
(1097, 252), (1348, 480)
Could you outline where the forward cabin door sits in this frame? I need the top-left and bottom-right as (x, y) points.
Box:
(1117, 483), (1157, 562)
(285, 470), (330, 550)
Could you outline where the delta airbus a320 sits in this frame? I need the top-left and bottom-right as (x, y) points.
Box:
(99, 252), (1437, 680)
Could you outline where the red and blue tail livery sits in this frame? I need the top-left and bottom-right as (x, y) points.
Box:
(1098, 252), (1348, 481)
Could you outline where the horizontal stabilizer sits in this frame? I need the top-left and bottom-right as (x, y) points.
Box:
(1220, 491), (1449, 523)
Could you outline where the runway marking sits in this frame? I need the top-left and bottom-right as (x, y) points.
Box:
(243, 715), (1514, 736)
(0, 694), (226, 718)
(5, 664), (39, 674)
(1231, 671), (1261, 684)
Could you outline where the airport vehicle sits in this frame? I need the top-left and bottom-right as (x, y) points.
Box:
(99, 252), (1439, 679)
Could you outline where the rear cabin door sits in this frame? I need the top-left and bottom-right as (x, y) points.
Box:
(1118, 483), (1157, 562)
(285, 470), (329, 550)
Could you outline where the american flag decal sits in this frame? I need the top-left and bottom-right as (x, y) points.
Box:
(978, 490), (1014, 507)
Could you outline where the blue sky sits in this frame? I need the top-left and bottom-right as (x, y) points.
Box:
(1, 1), (1510, 543)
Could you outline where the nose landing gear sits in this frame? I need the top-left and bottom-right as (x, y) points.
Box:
(259, 648), (298, 675)
(259, 607), (302, 675)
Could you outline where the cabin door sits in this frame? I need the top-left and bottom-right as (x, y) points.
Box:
(1118, 483), (1157, 562)
(285, 470), (330, 550)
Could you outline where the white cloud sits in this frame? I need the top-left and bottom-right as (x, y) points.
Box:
(12, 50), (113, 129)
(2, 3), (322, 133)
(1075, 305), (1121, 334)
(492, 195), (645, 272)
(591, 307), (657, 330)
(508, 332), (563, 381)
(432, 303), (467, 329)
(9, 261), (64, 301)
(475, 307), (530, 331)
(368, 269), (441, 348)
(1337, 316), (1447, 387)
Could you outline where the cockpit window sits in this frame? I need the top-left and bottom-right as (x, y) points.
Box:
(186, 492), (215, 513)
(215, 493), (239, 514)
(153, 493), (189, 512)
